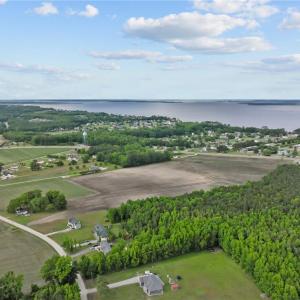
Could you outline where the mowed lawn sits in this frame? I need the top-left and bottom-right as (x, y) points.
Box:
(0, 178), (93, 210)
(0, 147), (72, 164)
(0, 222), (55, 292)
(46, 211), (121, 247)
(88, 251), (262, 300)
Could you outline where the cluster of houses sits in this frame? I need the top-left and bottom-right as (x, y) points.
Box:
(1, 164), (18, 180)
(75, 118), (177, 132)
(67, 218), (111, 255)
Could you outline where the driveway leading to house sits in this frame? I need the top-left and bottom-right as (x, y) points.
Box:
(46, 227), (72, 236)
(107, 276), (140, 289)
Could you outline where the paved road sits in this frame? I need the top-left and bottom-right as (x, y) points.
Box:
(107, 276), (140, 289)
(0, 215), (90, 300)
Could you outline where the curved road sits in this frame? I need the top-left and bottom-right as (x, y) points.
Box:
(0, 215), (89, 300)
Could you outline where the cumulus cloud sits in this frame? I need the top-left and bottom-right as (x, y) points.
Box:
(225, 54), (300, 72)
(89, 50), (193, 63)
(96, 62), (120, 71)
(33, 2), (58, 15)
(194, 0), (279, 18)
(124, 12), (271, 54)
(280, 9), (300, 30)
(68, 4), (99, 18)
(0, 62), (89, 81)
(125, 12), (258, 41)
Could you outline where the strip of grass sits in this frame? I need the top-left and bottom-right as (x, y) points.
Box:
(88, 251), (262, 300)
(0, 177), (93, 210)
(0, 147), (73, 164)
(0, 222), (55, 292)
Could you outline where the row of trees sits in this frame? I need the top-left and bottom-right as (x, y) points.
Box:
(7, 190), (67, 214)
(87, 142), (172, 167)
(78, 165), (300, 300)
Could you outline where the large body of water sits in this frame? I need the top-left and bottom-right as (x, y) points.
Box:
(7, 100), (300, 131)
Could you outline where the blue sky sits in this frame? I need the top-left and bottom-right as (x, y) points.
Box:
(0, 0), (300, 100)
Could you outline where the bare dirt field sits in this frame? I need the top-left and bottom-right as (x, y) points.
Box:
(67, 154), (290, 213)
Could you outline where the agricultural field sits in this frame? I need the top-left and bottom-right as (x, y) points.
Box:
(69, 154), (290, 212)
(0, 221), (55, 292)
(0, 177), (93, 210)
(87, 251), (262, 300)
(0, 146), (72, 164)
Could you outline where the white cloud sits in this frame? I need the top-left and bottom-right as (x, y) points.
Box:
(160, 63), (202, 71)
(125, 12), (258, 41)
(0, 62), (89, 81)
(69, 4), (99, 18)
(89, 50), (193, 63)
(194, 0), (279, 18)
(90, 50), (161, 60)
(124, 12), (271, 54)
(33, 2), (58, 15)
(0, 0), (7, 5)
(225, 54), (300, 72)
(172, 36), (271, 53)
(280, 9), (300, 30)
(96, 62), (120, 71)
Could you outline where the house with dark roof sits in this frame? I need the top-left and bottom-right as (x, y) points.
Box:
(94, 224), (108, 240)
(99, 240), (111, 255)
(139, 272), (164, 296)
(67, 217), (81, 230)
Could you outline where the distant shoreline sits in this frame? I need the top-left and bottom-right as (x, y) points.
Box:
(1, 99), (300, 106)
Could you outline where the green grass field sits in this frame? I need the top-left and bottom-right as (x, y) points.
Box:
(33, 210), (109, 236)
(52, 210), (109, 244)
(88, 251), (262, 300)
(0, 177), (93, 210)
(0, 147), (72, 164)
(0, 222), (55, 292)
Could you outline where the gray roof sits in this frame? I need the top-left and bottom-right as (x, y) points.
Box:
(141, 274), (164, 292)
(68, 217), (80, 225)
(100, 240), (111, 254)
(94, 224), (108, 237)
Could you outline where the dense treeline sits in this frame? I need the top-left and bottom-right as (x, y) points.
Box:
(79, 165), (300, 300)
(7, 190), (67, 213)
(87, 143), (172, 167)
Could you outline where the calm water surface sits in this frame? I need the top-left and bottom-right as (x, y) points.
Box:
(27, 101), (300, 131)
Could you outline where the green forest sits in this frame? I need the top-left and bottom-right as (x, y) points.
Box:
(78, 165), (300, 300)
